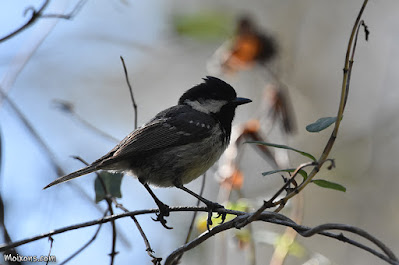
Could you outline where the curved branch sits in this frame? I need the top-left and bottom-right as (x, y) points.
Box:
(0, 0), (50, 42)
(165, 211), (398, 265)
(0, 0), (87, 42)
(1, 207), (393, 265)
(298, 223), (397, 261)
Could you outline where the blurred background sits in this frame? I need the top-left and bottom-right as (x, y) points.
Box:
(0, 0), (398, 264)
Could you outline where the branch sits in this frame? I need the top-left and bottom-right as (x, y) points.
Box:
(172, 173), (207, 264)
(1, 207), (396, 265)
(266, 0), (370, 209)
(120, 56), (138, 129)
(0, 0), (50, 42)
(0, 0), (87, 42)
(112, 199), (161, 265)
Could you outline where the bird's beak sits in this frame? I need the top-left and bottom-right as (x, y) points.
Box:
(233, 97), (252, 106)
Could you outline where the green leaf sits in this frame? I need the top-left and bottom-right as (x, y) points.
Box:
(246, 141), (316, 161)
(306, 117), (338, 133)
(311, 179), (346, 192)
(262, 168), (308, 180)
(172, 11), (233, 40)
(94, 172), (124, 203)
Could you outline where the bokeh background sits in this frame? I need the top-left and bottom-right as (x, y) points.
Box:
(1, 0), (399, 264)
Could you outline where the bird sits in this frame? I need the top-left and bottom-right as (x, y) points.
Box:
(44, 76), (251, 228)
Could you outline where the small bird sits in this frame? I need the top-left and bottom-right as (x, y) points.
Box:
(44, 76), (251, 228)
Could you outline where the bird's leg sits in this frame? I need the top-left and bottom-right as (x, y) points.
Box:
(174, 182), (226, 230)
(141, 182), (172, 229)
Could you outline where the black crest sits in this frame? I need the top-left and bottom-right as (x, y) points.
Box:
(178, 76), (237, 104)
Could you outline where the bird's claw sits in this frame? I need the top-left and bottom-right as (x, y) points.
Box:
(206, 202), (226, 230)
(152, 203), (172, 229)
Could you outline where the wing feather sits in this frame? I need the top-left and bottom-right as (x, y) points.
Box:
(93, 105), (218, 167)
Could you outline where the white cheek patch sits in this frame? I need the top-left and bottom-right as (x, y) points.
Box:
(184, 99), (227, 114)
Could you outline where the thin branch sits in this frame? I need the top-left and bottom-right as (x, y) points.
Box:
(45, 236), (54, 265)
(184, 173), (207, 244)
(0, 0), (87, 42)
(172, 174), (207, 264)
(344, 20), (368, 108)
(234, 162), (316, 230)
(112, 199), (161, 265)
(298, 223), (397, 260)
(73, 158), (118, 265)
(120, 56), (138, 129)
(98, 188), (118, 265)
(269, 161), (317, 203)
(0, 0), (50, 42)
(260, 216), (399, 265)
(267, 0), (370, 209)
(40, 0), (88, 19)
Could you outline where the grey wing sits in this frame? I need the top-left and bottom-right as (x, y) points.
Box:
(93, 105), (217, 167)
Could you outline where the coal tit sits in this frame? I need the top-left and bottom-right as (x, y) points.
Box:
(44, 76), (251, 227)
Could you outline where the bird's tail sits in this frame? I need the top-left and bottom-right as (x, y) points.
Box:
(43, 166), (97, 189)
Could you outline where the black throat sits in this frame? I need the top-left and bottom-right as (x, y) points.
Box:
(212, 104), (237, 145)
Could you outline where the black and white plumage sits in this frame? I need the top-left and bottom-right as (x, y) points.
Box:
(44, 76), (251, 227)
(44, 76), (250, 189)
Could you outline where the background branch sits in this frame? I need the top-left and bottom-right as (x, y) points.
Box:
(0, 0), (87, 42)
(120, 56), (138, 129)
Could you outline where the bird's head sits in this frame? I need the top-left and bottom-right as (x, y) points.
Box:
(179, 76), (251, 137)
(179, 76), (251, 113)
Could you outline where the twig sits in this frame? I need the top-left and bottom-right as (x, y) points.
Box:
(298, 223), (397, 260)
(269, 161), (317, 204)
(0, 0), (50, 42)
(97, 185), (118, 265)
(45, 236), (54, 265)
(268, 0), (370, 209)
(40, 0), (88, 19)
(0, 0), (87, 42)
(111, 199), (161, 265)
(344, 20), (368, 108)
(74, 158), (118, 265)
(184, 173), (207, 244)
(172, 174), (207, 264)
(120, 56), (138, 129)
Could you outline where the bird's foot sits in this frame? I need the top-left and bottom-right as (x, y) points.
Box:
(152, 202), (172, 229)
(205, 201), (226, 230)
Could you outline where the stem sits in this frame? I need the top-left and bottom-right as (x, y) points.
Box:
(273, 0), (369, 207)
